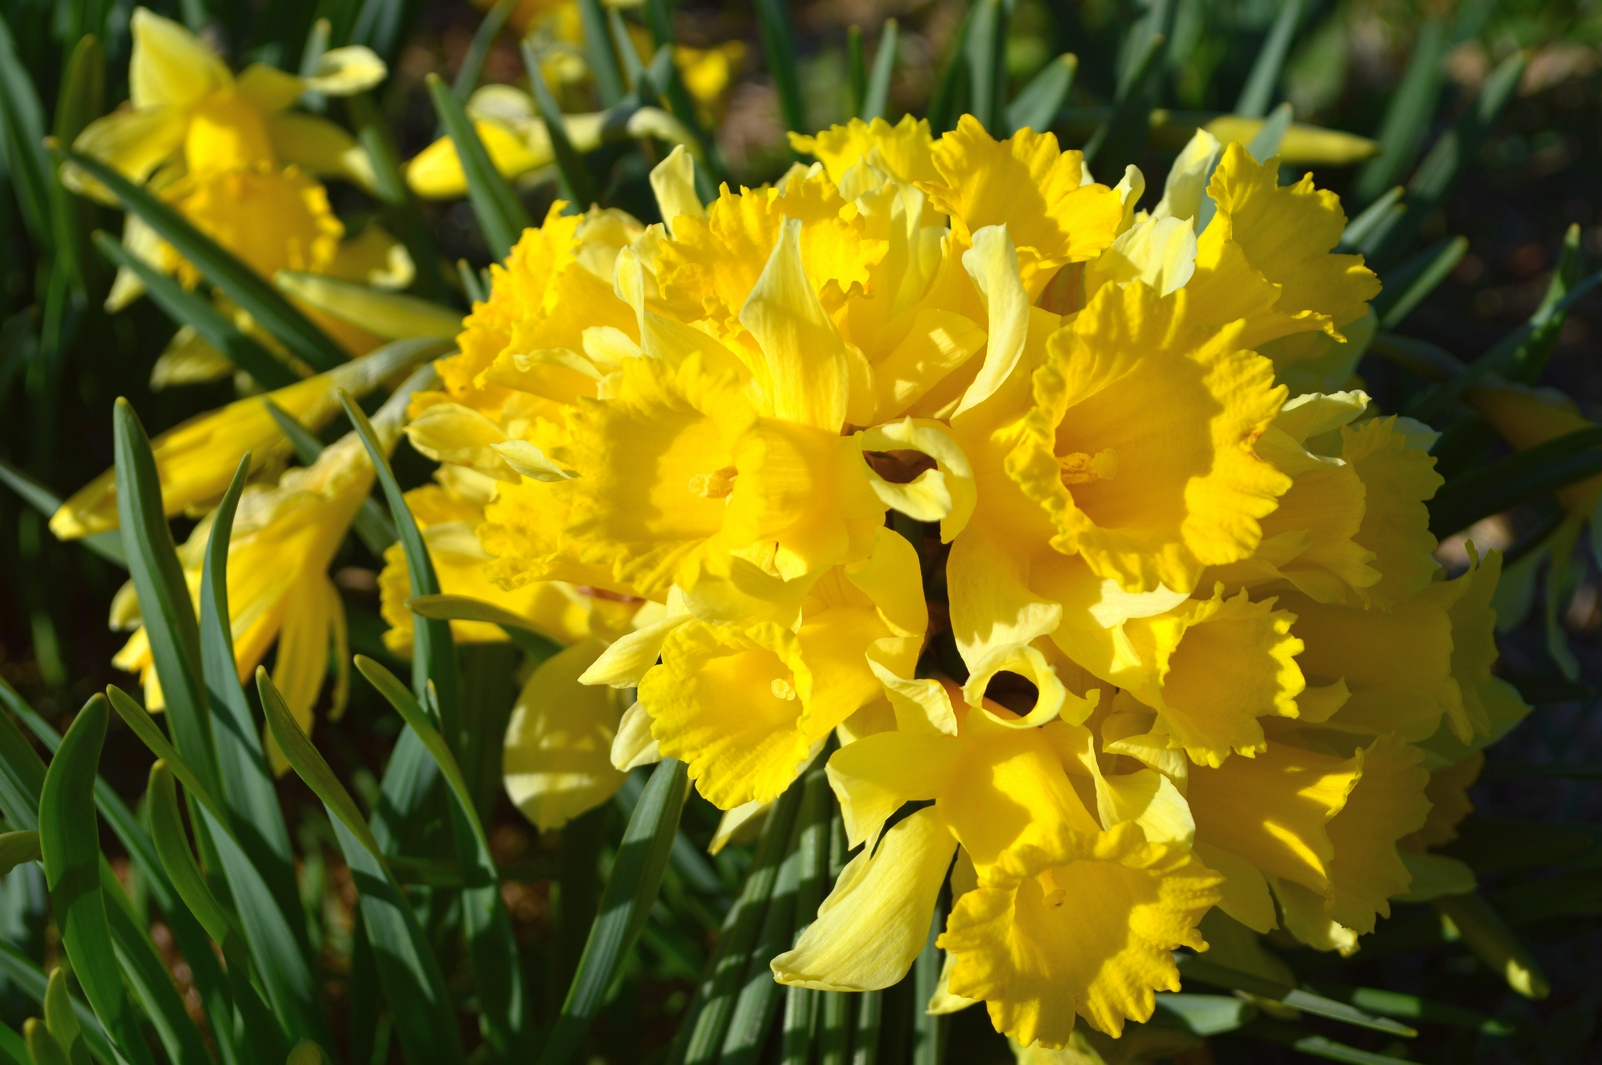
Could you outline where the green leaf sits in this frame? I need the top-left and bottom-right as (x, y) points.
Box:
(354, 656), (529, 1057)
(112, 398), (217, 794)
(1305, 983), (1514, 1035)
(93, 231), (301, 390)
(406, 594), (562, 659)
(963, 0), (1008, 135)
(926, 3), (974, 135)
(1338, 185), (1405, 253)
(1352, 18), (1448, 205)
(1084, 31), (1166, 179)
(258, 670), (465, 1065)
(454, 0), (517, 99)
(682, 773), (808, 1064)
(1174, 954), (1416, 1037)
(1006, 52), (1076, 135)
(0, 945), (112, 1065)
(752, 0), (807, 135)
(578, 0), (625, 107)
(1439, 818), (1600, 873)
(520, 45), (601, 210)
(424, 72), (534, 259)
(338, 389), (462, 750)
(456, 258), (488, 303)
(198, 458), (329, 1049)
(1428, 423), (1602, 537)
(538, 759), (690, 1065)
(49, 34), (105, 293)
(0, 11), (52, 248)
(1375, 235), (1468, 330)
(1245, 1019), (1417, 1065)
(347, 92), (449, 303)
(846, 25), (867, 121)
(1245, 101), (1294, 163)
(0, 691), (44, 832)
(274, 271), (462, 340)
(262, 399), (400, 555)
(1431, 893), (1549, 998)
(0, 458), (126, 567)
(861, 19), (900, 123)
(1234, 0), (1302, 117)
(1509, 222), (1585, 385)
(910, 904), (946, 1065)
(0, 830), (40, 876)
(42, 969), (88, 1065)
(57, 146), (349, 373)
(24, 1020), (69, 1065)
(37, 696), (153, 1065)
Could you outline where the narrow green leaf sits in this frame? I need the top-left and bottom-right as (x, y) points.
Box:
(0, 831), (38, 877)
(355, 656), (529, 1057)
(146, 762), (247, 968)
(1175, 955), (1417, 1036)
(1246, 1019), (1417, 1065)
(338, 388), (462, 750)
(926, 4), (974, 135)
(612, 8), (645, 90)
(406, 593), (562, 658)
(93, 231), (301, 389)
(454, 0), (517, 99)
(1006, 52), (1076, 134)
(538, 759), (690, 1065)
(1366, 331), (1463, 383)
(1149, 993), (1252, 1036)
(847, 25), (867, 120)
(963, 0), (1008, 135)
(198, 457), (330, 1050)
(1352, 18), (1448, 205)
(520, 46), (601, 210)
(274, 271), (462, 340)
(24, 1020), (69, 1065)
(456, 258), (488, 303)
(111, 398), (217, 791)
(817, 991), (853, 1065)
(1428, 423), (1602, 536)
(1234, 0), (1302, 117)
(1245, 101), (1294, 163)
(38, 696), (153, 1065)
(910, 903), (947, 1065)
(425, 72), (533, 259)
(49, 34), (105, 293)
(0, 459), (125, 566)
(57, 146), (348, 372)
(348, 92), (449, 303)
(0, 10), (52, 247)
(0, 944), (112, 1065)
(1338, 185), (1405, 252)
(861, 19), (900, 123)
(853, 989), (883, 1065)
(262, 400), (400, 555)
(1376, 235), (1468, 329)
(1084, 32), (1166, 178)
(42, 969), (87, 1065)
(753, 0), (807, 135)
(1510, 222), (1585, 384)
(0, 697), (43, 832)
(578, 0), (625, 106)
(1306, 983), (1514, 1035)
(1432, 893), (1549, 998)
(0, 1020), (22, 1065)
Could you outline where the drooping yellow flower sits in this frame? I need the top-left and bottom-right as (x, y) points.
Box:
(50, 340), (432, 540)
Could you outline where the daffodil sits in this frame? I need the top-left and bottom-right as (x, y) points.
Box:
(113, 369), (434, 769)
(50, 340), (432, 540)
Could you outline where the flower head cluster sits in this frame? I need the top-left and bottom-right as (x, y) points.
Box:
(324, 115), (1526, 1048)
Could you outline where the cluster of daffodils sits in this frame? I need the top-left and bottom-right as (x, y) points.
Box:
(396, 115), (1531, 1047)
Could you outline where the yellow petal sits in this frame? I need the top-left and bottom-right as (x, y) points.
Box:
(790, 115), (941, 187)
(859, 418), (977, 540)
(773, 806), (957, 991)
(649, 143), (704, 237)
(1325, 735), (1430, 933)
(405, 121), (545, 199)
(302, 46), (388, 96)
(129, 7), (232, 109)
(826, 729), (962, 847)
(68, 106), (188, 199)
(236, 62), (306, 112)
(954, 225), (1032, 419)
(268, 112), (375, 190)
(503, 638), (629, 831)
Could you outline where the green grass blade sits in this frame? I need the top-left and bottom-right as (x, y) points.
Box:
(0, 944), (114, 1065)
(1428, 424), (1602, 536)
(0, 11), (52, 248)
(454, 0), (517, 99)
(0, 831), (39, 876)
(0, 459), (125, 566)
(1245, 1019), (1417, 1065)
(538, 759), (690, 1065)
(1509, 222), (1584, 384)
(42, 969), (84, 1065)
(198, 456), (329, 1048)
(861, 19), (900, 123)
(424, 73), (533, 258)
(407, 593), (563, 658)
(818, 991), (853, 1064)
(338, 387), (462, 751)
(38, 696), (153, 1065)
(1083, 31), (1165, 179)
(57, 145), (349, 372)
(852, 988), (882, 1064)
(0, 692), (43, 831)
(1234, 0), (1302, 117)
(1006, 53), (1076, 134)
(1245, 101), (1294, 162)
(780, 757), (832, 1064)
(720, 796), (807, 1064)
(112, 398), (217, 793)
(520, 45), (601, 210)
(911, 905), (947, 1064)
(104, 686), (231, 827)
(49, 34), (105, 293)
(348, 92), (449, 303)
(355, 656), (530, 1057)
(925, 3), (973, 135)
(1432, 893), (1549, 998)
(1338, 185), (1404, 252)
(1376, 235), (1467, 329)
(753, 0), (808, 135)
(963, 0), (1008, 135)
(1305, 983), (1514, 1035)
(262, 399), (400, 555)
(275, 271), (463, 339)
(1175, 955), (1416, 1037)
(92, 231), (301, 390)
(1352, 18), (1448, 205)
(847, 26), (867, 120)
(25, 1019), (69, 1065)
(578, 0), (625, 107)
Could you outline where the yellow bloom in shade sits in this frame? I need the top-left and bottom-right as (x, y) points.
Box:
(112, 371), (431, 770)
(1470, 382), (1602, 517)
(921, 116), (1123, 296)
(1007, 280), (1291, 595)
(941, 821), (1219, 1045)
(637, 527), (925, 808)
(503, 638), (629, 831)
(50, 341), (429, 540)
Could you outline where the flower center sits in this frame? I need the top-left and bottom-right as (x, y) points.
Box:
(688, 466), (739, 499)
(1058, 448), (1118, 486)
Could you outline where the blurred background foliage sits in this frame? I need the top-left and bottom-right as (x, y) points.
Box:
(2, 0), (1602, 1062)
